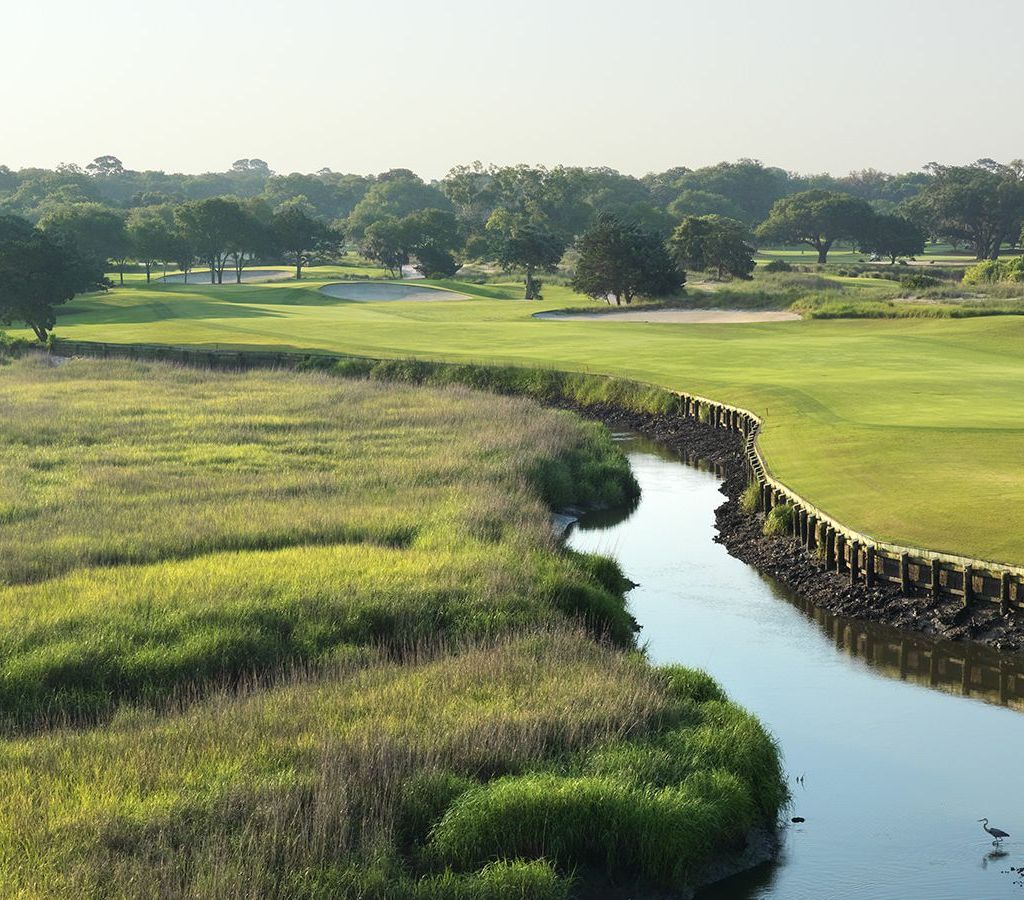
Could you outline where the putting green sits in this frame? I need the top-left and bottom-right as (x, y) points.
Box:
(25, 277), (1024, 565)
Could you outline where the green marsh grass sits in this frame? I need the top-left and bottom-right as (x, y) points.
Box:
(0, 358), (638, 723)
(0, 630), (784, 898)
(0, 357), (786, 896)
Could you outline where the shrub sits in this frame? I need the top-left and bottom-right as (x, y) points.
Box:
(739, 481), (761, 513)
(762, 503), (794, 537)
(899, 273), (941, 291)
(963, 259), (1007, 285)
(762, 259), (792, 273)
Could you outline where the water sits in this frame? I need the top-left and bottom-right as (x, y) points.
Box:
(567, 433), (1024, 900)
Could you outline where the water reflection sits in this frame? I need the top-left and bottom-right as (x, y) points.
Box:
(569, 432), (1024, 899)
(596, 430), (1024, 714)
(786, 588), (1024, 712)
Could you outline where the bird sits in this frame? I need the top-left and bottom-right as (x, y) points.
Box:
(979, 818), (1010, 844)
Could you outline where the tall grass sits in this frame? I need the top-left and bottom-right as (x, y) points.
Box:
(0, 358), (637, 723)
(0, 358), (787, 896)
(0, 630), (784, 898)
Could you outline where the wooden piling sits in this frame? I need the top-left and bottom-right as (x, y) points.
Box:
(849, 540), (859, 585)
(1001, 572), (1011, 615)
(865, 546), (875, 587)
(825, 528), (836, 571)
(931, 559), (941, 600)
(962, 565), (973, 607)
(899, 553), (910, 595)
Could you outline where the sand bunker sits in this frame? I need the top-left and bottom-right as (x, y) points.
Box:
(160, 269), (292, 285)
(319, 283), (468, 302)
(535, 308), (801, 324)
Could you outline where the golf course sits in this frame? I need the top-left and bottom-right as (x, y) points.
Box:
(34, 272), (1024, 567)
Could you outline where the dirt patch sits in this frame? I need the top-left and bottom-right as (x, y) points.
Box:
(534, 308), (800, 324)
(319, 283), (469, 302)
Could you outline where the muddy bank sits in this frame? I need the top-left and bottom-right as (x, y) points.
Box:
(550, 399), (1024, 653)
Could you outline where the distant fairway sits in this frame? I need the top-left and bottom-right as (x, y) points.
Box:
(31, 276), (1024, 565)
(160, 268), (291, 285)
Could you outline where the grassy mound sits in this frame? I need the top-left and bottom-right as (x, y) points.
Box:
(0, 631), (784, 898)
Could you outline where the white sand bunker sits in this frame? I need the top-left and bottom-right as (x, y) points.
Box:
(161, 269), (292, 285)
(319, 282), (469, 302)
(535, 308), (801, 324)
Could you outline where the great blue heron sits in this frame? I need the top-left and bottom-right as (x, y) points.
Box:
(979, 818), (1010, 844)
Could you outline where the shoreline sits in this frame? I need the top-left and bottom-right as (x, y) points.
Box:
(550, 398), (1024, 654)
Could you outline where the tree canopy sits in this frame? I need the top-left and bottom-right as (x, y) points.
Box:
(857, 213), (926, 264)
(0, 216), (92, 341)
(903, 161), (1024, 260)
(669, 215), (755, 279)
(756, 190), (875, 264)
(572, 214), (682, 306)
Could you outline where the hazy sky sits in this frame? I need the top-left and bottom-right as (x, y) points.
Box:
(5, 0), (1022, 179)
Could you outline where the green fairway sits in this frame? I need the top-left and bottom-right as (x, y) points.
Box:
(22, 276), (1024, 565)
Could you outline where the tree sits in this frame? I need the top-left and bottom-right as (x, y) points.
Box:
(485, 210), (565, 299)
(0, 216), (92, 341)
(272, 199), (340, 280)
(669, 160), (795, 224)
(86, 155), (125, 177)
(401, 209), (463, 279)
(227, 199), (274, 283)
(903, 161), (1024, 260)
(667, 189), (746, 223)
(361, 216), (412, 277)
(38, 202), (128, 283)
(669, 215), (755, 279)
(176, 197), (247, 284)
(231, 159), (272, 175)
(756, 190), (874, 264)
(857, 214), (926, 264)
(572, 214), (682, 306)
(346, 173), (452, 239)
(126, 204), (179, 282)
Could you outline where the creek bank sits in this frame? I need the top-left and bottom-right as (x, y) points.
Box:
(548, 399), (1024, 653)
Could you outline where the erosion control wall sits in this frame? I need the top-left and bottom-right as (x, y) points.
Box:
(51, 339), (1024, 614)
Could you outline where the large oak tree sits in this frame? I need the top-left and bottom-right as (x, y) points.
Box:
(756, 190), (874, 264)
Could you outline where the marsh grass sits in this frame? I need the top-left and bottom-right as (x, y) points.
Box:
(740, 481), (761, 513)
(762, 504), (794, 537)
(0, 358), (638, 723)
(0, 630), (784, 898)
(0, 358), (786, 897)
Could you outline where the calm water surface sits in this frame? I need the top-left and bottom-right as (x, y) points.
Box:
(567, 434), (1024, 900)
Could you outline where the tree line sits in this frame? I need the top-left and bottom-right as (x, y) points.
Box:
(4, 156), (1024, 340)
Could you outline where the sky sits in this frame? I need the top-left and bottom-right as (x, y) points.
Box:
(4, 0), (1022, 179)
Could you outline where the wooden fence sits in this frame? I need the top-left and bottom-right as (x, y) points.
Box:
(49, 338), (1024, 614)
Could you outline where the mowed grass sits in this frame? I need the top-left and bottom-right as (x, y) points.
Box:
(0, 630), (784, 898)
(31, 274), (1024, 565)
(0, 358), (638, 722)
